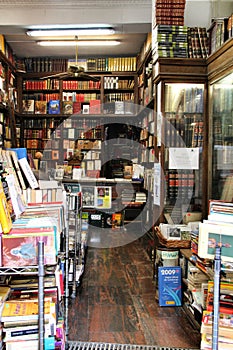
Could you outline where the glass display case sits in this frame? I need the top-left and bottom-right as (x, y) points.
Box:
(163, 82), (205, 223)
(153, 58), (208, 224)
(208, 71), (233, 201)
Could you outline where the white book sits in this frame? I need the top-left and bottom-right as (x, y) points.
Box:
(18, 157), (39, 189)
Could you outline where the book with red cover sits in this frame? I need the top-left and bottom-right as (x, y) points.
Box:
(89, 99), (101, 114)
(72, 101), (82, 114)
(2, 226), (57, 266)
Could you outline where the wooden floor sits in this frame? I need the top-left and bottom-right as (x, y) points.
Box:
(68, 235), (201, 348)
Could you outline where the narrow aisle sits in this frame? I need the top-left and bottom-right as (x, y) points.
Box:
(68, 238), (201, 348)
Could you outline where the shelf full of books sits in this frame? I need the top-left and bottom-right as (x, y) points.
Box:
(0, 148), (70, 349)
(18, 72), (137, 116)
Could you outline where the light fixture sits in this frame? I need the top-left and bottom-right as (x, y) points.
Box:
(27, 28), (115, 37)
(37, 40), (120, 47)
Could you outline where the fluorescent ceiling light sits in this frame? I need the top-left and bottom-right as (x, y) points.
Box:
(37, 40), (120, 47)
(27, 28), (115, 37)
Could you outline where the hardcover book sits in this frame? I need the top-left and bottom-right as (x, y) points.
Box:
(22, 99), (35, 113)
(34, 100), (47, 114)
(48, 99), (60, 114)
(63, 101), (73, 114)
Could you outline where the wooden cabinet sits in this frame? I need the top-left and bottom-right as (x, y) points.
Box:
(207, 38), (233, 203)
(153, 58), (208, 224)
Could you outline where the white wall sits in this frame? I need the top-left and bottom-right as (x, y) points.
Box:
(185, 0), (233, 29)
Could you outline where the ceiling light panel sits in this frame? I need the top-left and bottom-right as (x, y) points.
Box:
(27, 28), (115, 37)
(37, 40), (120, 46)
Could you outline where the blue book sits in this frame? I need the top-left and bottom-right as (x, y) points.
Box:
(158, 266), (182, 307)
(48, 100), (60, 114)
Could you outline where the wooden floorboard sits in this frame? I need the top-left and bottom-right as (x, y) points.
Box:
(68, 236), (201, 348)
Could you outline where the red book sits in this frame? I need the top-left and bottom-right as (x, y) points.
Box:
(89, 99), (101, 114)
(73, 101), (82, 114)
(2, 226), (57, 266)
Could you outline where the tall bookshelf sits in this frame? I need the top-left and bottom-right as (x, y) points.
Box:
(0, 51), (18, 149)
(16, 69), (137, 170)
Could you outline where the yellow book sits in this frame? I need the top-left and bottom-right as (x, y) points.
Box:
(0, 285), (11, 302)
(0, 34), (5, 54)
(1, 298), (54, 322)
(0, 180), (12, 233)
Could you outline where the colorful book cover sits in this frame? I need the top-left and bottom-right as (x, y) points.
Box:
(34, 100), (47, 114)
(48, 99), (60, 114)
(89, 99), (101, 114)
(22, 99), (35, 113)
(72, 101), (82, 114)
(63, 101), (73, 114)
(158, 266), (182, 306)
(2, 227), (57, 266)
(0, 180), (13, 234)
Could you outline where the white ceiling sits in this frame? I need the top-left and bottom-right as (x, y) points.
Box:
(0, 0), (232, 59)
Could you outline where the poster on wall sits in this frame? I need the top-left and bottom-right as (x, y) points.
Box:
(94, 186), (112, 209)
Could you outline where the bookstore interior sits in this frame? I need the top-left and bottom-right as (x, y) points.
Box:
(0, 0), (233, 349)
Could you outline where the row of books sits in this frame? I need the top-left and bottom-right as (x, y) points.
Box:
(153, 24), (209, 59)
(209, 14), (233, 55)
(166, 170), (195, 200)
(21, 99), (102, 115)
(62, 79), (101, 90)
(68, 57), (137, 72)
(21, 57), (68, 73)
(152, 24), (188, 58)
(0, 283), (65, 349)
(20, 56), (137, 73)
(62, 92), (100, 102)
(23, 79), (59, 91)
(22, 117), (61, 130)
(164, 113), (204, 148)
(188, 27), (209, 59)
(103, 77), (135, 89)
(165, 85), (204, 113)
(104, 93), (134, 102)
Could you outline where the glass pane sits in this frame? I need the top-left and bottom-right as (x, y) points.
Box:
(211, 72), (233, 201)
(163, 83), (205, 223)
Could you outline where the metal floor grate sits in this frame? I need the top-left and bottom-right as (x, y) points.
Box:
(66, 341), (199, 350)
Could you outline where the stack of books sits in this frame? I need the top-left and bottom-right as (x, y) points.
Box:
(135, 192), (147, 203)
(153, 0), (186, 26)
(201, 281), (233, 350)
(152, 24), (188, 58)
